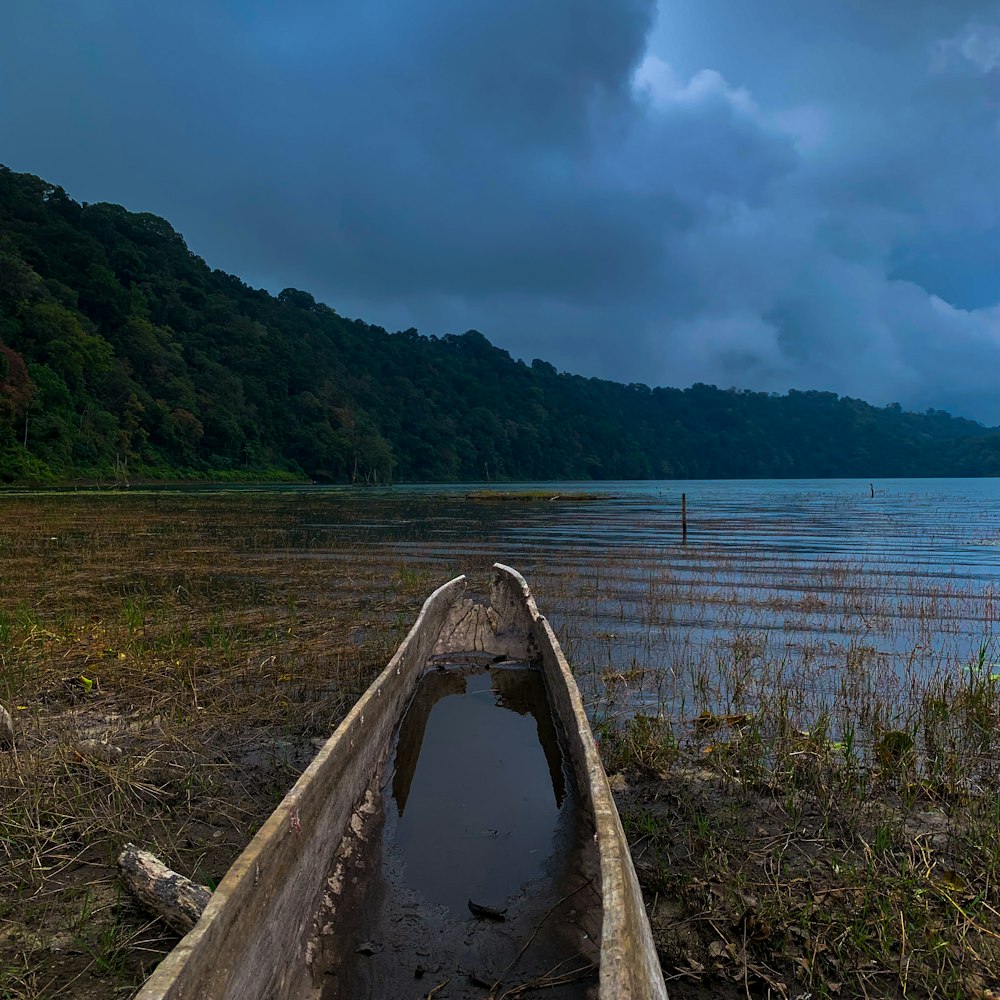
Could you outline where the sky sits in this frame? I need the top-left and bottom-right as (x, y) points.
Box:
(1, 0), (999, 423)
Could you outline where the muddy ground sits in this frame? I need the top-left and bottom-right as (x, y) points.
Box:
(5, 695), (1000, 1000)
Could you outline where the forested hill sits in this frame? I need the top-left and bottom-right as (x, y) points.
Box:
(0, 166), (998, 484)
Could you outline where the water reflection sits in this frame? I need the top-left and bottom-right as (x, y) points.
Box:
(389, 666), (565, 915)
(282, 478), (1000, 583)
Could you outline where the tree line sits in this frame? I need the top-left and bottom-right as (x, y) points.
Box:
(1, 165), (997, 484)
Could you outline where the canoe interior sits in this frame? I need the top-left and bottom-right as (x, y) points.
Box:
(314, 658), (601, 998)
(134, 564), (666, 1000)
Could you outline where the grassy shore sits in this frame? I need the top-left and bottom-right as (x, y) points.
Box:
(1, 490), (998, 999)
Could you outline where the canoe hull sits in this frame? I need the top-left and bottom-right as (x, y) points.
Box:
(134, 564), (666, 1000)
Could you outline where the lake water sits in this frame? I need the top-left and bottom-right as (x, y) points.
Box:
(237, 476), (999, 728)
(35, 476), (991, 731)
(273, 477), (1000, 575)
(388, 664), (566, 915)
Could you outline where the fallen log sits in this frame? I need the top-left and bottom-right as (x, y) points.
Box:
(0, 703), (13, 749)
(117, 844), (211, 934)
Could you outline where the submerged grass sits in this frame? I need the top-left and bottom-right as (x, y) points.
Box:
(463, 489), (611, 502)
(0, 487), (998, 998)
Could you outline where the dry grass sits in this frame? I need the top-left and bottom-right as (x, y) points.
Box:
(0, 491), (451, 998)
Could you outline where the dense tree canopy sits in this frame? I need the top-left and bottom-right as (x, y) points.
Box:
(0, 165), (997, 484)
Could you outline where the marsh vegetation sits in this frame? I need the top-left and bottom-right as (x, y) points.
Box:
(1, 481), (998, 998)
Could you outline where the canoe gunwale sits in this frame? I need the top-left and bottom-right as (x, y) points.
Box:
(492, 564), (667, 999)
(133, 574), (468, 1000)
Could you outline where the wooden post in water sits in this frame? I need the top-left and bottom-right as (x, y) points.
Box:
(681, 492), (687, 545)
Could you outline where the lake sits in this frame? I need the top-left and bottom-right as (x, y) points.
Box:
(222, 476), (1000, 728)
(9, 477), (999, 731)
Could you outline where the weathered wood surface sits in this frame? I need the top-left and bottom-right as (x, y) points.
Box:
(118, 845), (211, 935)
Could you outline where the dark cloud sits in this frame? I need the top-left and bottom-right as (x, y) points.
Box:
(1, 0), (997, 422)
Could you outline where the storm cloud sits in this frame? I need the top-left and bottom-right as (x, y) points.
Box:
(2, 0), (998, 421)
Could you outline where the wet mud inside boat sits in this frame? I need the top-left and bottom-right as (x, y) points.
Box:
(315, 657), (601, 999)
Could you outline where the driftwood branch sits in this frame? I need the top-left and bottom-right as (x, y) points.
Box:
(117, 843), (211, 934)
(0, 703), (13, 749)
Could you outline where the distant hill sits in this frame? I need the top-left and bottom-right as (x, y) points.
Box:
(0, 165), (998, 484)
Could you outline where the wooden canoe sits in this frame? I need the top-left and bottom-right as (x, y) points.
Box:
(133, 563), (666, 999)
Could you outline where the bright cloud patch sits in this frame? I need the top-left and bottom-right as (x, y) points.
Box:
(933, 18), (1000, 73)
